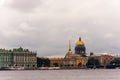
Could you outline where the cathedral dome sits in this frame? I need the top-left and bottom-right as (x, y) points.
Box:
(76, 41), (84, 46)
(76, 37), (84, 46)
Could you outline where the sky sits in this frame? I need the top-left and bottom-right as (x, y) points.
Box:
(0, 0), (120, 56)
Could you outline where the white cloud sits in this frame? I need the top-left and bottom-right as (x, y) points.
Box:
(0, 0), (5, 6)
(104, 33), (115, 39)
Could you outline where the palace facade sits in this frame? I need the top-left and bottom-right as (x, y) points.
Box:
(0, 47), (37, 69)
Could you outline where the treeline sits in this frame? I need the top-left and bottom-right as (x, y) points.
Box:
(37, 57), (50, 67)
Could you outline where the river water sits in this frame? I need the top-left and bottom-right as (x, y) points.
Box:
(0, 69), (120, 80)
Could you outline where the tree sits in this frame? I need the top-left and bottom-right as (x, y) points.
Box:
(60, 64), (63, 67)
(106, 59), (120, 69)
(110, 59), (120, 65)
(37, 57), (50, 67)
(53, 63), (59, 67)
(86, 57), (100, 68)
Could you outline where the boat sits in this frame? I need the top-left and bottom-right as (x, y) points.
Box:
(48, 67), (60, 70)
(38, 67), (60, 70)
(38, 67), (49, 70)
(9, 66), (25, 70)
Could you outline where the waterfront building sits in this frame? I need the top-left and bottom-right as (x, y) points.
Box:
(64, 40), (87, 68)
(99, 53), (114, 67)
(49, 37), (119, 69)
(0, 49), (13, 68)
(63, 55), (87, 68)
(88, 52), (115, 68)
(50, 57), (64, 67)
(49, 37), (87, 69)
(0, 47), (37, 69)
(65, 40), (73, 58)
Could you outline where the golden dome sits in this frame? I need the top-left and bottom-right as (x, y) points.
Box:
(76, 37), (84, 46)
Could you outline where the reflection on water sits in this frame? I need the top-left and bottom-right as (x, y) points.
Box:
(0, 69), (120, 80)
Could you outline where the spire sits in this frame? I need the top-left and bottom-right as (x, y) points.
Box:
(69, 40), (71, 51)
(79, 37), (81, 41)
(65, 40), (72, 57)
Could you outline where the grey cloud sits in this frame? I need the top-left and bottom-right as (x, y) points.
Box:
(1, 0), (120, 56)
(8, 0), (42, 12)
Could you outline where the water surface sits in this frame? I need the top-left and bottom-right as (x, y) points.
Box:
(0, 69), (120, 80)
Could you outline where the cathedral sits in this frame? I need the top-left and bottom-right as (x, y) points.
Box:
(50, 37), (87, 68)
(75, 37), (86, 57)
(49, 37), (118, 69)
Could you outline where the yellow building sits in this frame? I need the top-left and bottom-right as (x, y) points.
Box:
(50, 38), (87, 69)
(50, 57), (64, 67)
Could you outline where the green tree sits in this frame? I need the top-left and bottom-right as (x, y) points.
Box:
(37, 57), (50, 67)
(53, 63), (59, 67)
(110, 59), (120, 65)
(86, 57), (100, 68)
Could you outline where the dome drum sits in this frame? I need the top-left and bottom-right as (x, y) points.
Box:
(75, 37), (86, 57)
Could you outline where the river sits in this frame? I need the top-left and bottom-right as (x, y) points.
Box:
(0, 69), (120, 80)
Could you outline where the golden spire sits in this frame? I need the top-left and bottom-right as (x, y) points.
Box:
(79, 37), (81, 41)
(69, 40), (71, 51)
(66, 40), (72, 55)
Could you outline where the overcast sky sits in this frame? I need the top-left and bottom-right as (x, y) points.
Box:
(0, 0), (120, 56)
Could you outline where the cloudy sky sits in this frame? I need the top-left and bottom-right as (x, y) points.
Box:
(0, 0), (120, 56)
